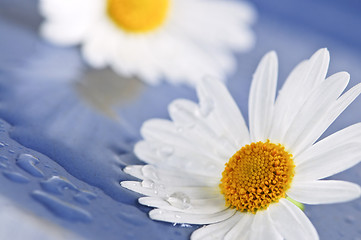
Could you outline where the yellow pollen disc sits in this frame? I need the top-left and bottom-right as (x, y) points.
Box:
(220, 140), (295, 213)
(107, 0), (169, 33)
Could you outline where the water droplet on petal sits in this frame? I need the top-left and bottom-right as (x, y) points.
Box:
(141, 179), (155, 188)
(141, 165), (159, 180)
(166, 192), (191, 210)
(180, 223), (192, 228)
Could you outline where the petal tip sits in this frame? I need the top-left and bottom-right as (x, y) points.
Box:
(313, 48), (330, 61)
(148, 209), (163, 220)
(263, 51), (278, 63)
(353, 184), (361, 199)
(120, 181), (137, 190)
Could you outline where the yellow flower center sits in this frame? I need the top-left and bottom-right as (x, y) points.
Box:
(106, 0), (170, 33)
(220, 140), (295, 213)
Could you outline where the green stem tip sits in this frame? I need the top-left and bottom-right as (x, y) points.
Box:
(286, 196), (305, 211)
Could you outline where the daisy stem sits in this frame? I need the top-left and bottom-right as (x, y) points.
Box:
(286, 196), (305, 211)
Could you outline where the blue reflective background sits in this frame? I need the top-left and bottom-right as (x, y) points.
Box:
(0, 0), (360, 239)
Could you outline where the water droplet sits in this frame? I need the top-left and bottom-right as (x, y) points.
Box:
(172, 222), (192, 228)
(8, 149), (15, 154)
(141, 179), (155, 189)
(180, 223), (192, 228)
(0, 142), (5, 148)
(141, 165), (159, 180)
(31, 190), (92, 222)
(40, 176), (78, 194)
(166, 192), (191, 210)
(2, 170), (30, 183)
(74, 191), (97, 205)
(140, 180), (167, 197)
(157, 146), (174, 158)
(199, 97), (214, 117)
(16, 153), (44, 178)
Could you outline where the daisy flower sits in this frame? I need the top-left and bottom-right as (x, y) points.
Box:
(121, 48), (361, 239)
(39, 0), (256, 86)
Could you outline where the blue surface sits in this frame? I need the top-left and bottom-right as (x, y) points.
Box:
(0, 0), (360, 239)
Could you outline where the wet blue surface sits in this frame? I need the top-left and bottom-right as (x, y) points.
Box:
(0, 0), (360, 239)
(0, 119), (195, 239)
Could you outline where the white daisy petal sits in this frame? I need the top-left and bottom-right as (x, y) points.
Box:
(248, 210), (282, 240)
(39, 0), (102, 45)
(304, 82), (361, 150)
(224, 213), (254, 240)
(269, 48), (329, 142)
(288, 180), (361, 205)
(149, 208), (236, 225)
(294, 123), (361, 180)
(168, 99), (236, 160)
(249, 51), (278, 142)
(172, 0), (256, 52)
(40, 0), (255, 85)
(136, 119), (225, 177)
(39, 0), (94, 21)
(268, 60), (308, 142)
(197, 78), (250, 148)
(123, 164), (219, 188)
(283, 71), (349, 155)
(139, 195), (226, 214)
(157, 29), (236, 84)
(140, 118), (224, 163)
(121, 181), (168, 198)
(82, 19), (119, 68)
(40, 20), (90, 46)
(191, 213), (242, 240)
(122, 179), (221, 200)
(121, 49), (360, 239)
(269, 198), (319, 240)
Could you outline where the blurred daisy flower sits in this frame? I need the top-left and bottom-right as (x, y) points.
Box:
(122, 49), (361, 239)
(39, 0), (256, 86)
